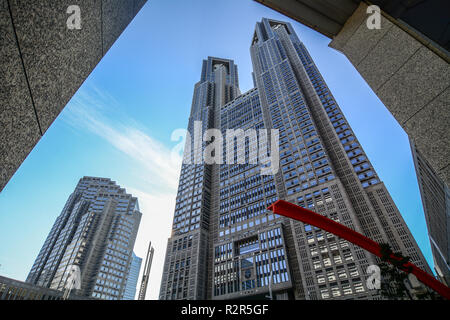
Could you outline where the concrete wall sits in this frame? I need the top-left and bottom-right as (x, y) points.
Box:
(329, 2), (450, 187)
(254, 0), (359, 38)
(0, 0), (147, 192)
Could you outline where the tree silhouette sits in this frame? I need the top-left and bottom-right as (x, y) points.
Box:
(378, 243), (440, 300)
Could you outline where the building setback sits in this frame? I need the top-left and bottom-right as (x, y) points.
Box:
(159, 18), (430, 300)
(27, 177), (142, 300)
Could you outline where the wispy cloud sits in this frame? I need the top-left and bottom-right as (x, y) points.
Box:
(125, 187), (175, 300)
(62, 84), (181, 299)
(62, 84), (182, 192)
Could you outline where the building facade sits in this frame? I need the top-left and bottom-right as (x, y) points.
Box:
(159, 18), (430, 300)
(0, 275), (93, 300)
(253, 1), (450, 192)
(26, 176), (142, 300)
(123, 252), (142, 300)
(411, 142), (450, 286)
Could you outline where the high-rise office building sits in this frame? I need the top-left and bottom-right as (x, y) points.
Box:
(159, 18), (430, 300)
(123, 252), (143, 300)
(27, 177), (142, 300)
(411, 142), (450, 286)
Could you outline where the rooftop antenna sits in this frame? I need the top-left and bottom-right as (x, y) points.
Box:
(138, 241), (154, 300)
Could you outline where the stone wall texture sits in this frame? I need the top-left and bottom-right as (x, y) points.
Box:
(0, 0), (147, 192)
(330, 2), (450, 188)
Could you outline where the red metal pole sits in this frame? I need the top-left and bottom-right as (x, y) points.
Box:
(267, 199), (450, 300)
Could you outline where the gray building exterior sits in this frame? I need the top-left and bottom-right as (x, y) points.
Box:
(159, 18), (430, 300)
(254, 0), (450, 296)
(26, 176), (142, 300)
(411, 142), (450, 286)
(123, 252), (142, 300)
(0, 275), (93, 300)
(254, 0), (450, 194)
(0, 0), (147, 193)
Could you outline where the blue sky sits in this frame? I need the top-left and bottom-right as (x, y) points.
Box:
(0, 0), (433, 299)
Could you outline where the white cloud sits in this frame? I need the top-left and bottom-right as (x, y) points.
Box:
(62, 84), (180, 299)
(127, 188), (175, 300)
(63, 88), (182, 192)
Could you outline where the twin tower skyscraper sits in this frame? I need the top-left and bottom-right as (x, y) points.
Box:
(25, 18), (431, 301)
(159, 18), (430, 300)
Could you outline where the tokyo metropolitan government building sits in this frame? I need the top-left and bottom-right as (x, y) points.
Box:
(159, 18), (430, 300)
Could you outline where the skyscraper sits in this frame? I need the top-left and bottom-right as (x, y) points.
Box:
(411, 142), (450, 286)
(123, 252), (143, 300)
(27, 176), (142, 300)
(159, 18), (430, 300)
